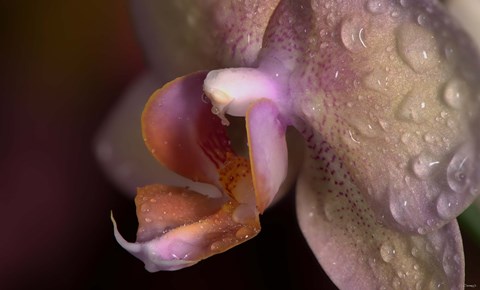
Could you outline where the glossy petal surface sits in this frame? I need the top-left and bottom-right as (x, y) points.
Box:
(289, 0), (480, 234)
(296, 133), (464, 289)
(246, 99), (288, 212)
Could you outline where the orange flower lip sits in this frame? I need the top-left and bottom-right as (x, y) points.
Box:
(112, 70), (289, 271)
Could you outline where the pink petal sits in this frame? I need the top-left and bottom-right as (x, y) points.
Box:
(296, 152), (465, 289)
(288, 0), (480, 233)
(246, 99), (288, 212)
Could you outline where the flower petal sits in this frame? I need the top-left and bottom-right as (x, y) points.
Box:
(113, 184), (259, 271)
(246, 99), (288, 212)
(131, 0), (279, 71)
(95, 72), (217, 196)
(292, 0), (480, 233)
(296, 150), (465, 289)
(142, 71), (228, 187)
(114, 71), (263, 270)
(446, 0), (480, 50)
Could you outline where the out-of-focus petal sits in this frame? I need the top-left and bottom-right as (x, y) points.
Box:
(446, 0), (480, 50)
(130, 0), (279, 72)
(246, 99), (288, 212)
(296, 148), (464, 289)
(95, 72), (217, 197)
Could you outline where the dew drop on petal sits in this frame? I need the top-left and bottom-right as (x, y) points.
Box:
(417, 14), (428, 26)
(380, 242), (396, 263)
(211, 106), (220, 115)
(399, 0), (410, 7)
(436, 194), (456, 220)
(235, 227), (252, 240)
(443, 78), (470, 110)
(411, 246), (419, 257)
(397, 23), (440, 72)
(232, 204), (255, 224)
(397, 92), (428, 123)
(366, 0), (388, 14)
(140, 203), (150, 213)
(446, 143), (473, 193)
(341, 16), (368, 52)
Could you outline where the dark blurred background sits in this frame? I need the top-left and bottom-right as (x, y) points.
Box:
(0, 2), (478, 290)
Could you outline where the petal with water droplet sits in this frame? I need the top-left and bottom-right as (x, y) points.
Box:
(296, 152), (465, 289)
(294, 0), (480, 234)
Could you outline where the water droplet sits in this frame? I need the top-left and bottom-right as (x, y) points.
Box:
(436, 194), (456, 220)
(323, 201), (336, 222)
(411, 246), (419, 257)
(232, 204), (255, 224)
(380, 242), (396, 263)
(411, 152), (439, 179)
(417, 227), (427, 234)
(397, 23), (440, 72)
(210, 241), (222, 251)
(211, 106), (220, 115)
(392, 277), (401, 288)
(235, 227), (252, 240)
(200, 93), (209, 103)
(470, 187), (479, 196)
(341, 16), (368, 52)
(397, 93), (428, 123)
(391, 10), (400, 18)
(443, 78), (470, 109)
(349, 118), (378, 139)
(378, 119), (389, 131)
(326, 12), (336, 27)
(399, 0), (410, 7)
(363, 69), (388, 92)
(144, 217), (152, 223)
(401, 132), (412, 144)
(447, 144), (473, 193)
(366, 0), (388, 14)
(417, 14), (428, 26)
(140, 203), (150, 213)
(423, 132), (437, 144)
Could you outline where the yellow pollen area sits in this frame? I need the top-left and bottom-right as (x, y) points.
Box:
(218, 152), (252, 201)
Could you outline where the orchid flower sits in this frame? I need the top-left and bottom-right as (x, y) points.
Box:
(96, 0), (480, 289)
